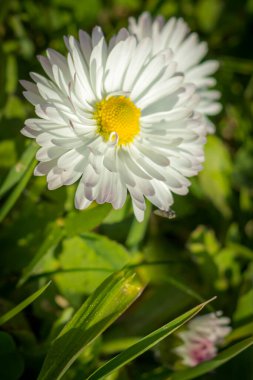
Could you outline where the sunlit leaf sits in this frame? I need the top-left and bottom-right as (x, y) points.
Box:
(53, 233), (130, 300)
(38, 269), (144, 380)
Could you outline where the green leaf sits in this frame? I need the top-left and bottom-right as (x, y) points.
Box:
(65, 203), (112, 236)
(0, 157), (37, 223)
(169, 337), (253, 380)
(18, 222), (65, 286)
(38, 269), (144, 380)
(82, 232), (130, 266)
(87, 299), (214, 380)
(53, 233), (130, 299)
(0, 282), (51, 325)
(0, 142), (37, 198)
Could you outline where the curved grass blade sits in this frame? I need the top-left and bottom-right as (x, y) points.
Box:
(0, 157), (37, 223)
(0, 142), (37, 198)
(87, 298), (214, 380)
(18, 222), (65, 286)
(130, 263), (210, 310)
(169, 336), (253, 380)
(19, 204), (113, 286)
(0, 282), (51, 326)
(225, 321), (253, 345)
(38, 269), (145, 380)
(159, 275), (209, 309)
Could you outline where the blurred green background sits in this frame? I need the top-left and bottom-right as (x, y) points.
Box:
(0, 0), (253, 379)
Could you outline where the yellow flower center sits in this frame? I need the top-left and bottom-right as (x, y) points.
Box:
(94, 96), (141, 146)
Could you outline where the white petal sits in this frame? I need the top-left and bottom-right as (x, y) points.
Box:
(141, 107), (192, 123)
(79, 30), (92, 64)
(122, 38), (152, 92)
(104, 36), (136, 93)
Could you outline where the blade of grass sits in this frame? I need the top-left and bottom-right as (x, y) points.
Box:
(159, 275), (211, 310)
(0, 142), (37, 198)
(38, 268), (145, 380)
(130, 263), (211, 310)
(87, 298), (215, 380)
(19, 204), (114, 286)
(18, 222), (65, 286)
(0, 157), (37, 223)
(0, 282), (51, 325)
(224, 321), (253, 345)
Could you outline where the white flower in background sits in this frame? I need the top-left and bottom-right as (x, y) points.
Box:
(21, 26), (206, 222)
(186, 311), (231, 343)
(174, 335), (218, 367)
(128, 12), (222, 133)
(174, 311), (231, 367)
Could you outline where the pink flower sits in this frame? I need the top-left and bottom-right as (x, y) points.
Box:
(174, 311), (231, 367)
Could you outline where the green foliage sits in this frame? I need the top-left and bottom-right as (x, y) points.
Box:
(0, 157), (37, 222)
(65, 204), (112, 237)
(87, 299), (213, 380)
(38, 269), (144, 380)
(0, 282), (51, 325)
(0, 0), (253, 379)
(0, 142), (37, 197)
(53, 233), (130, 301)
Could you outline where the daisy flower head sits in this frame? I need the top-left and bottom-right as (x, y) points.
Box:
(174, 336), (218, 367)
(21, 26), (206, 222)
(174, 311), (231, 367)
(186, 310), (231, 344)
(128, 12), (222, 133)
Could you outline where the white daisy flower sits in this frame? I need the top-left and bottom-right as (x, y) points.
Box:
(128, 12), (222, 133)
(174, 311), (231, 367)
(21, 26), (206, 222)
